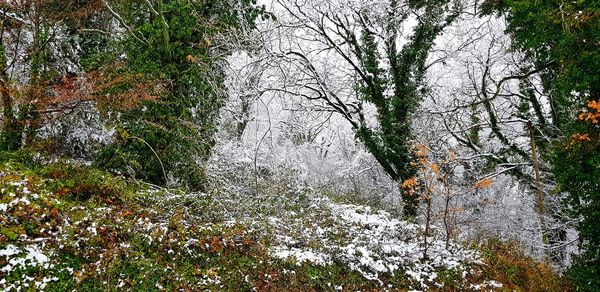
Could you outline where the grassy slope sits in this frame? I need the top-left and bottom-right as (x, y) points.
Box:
(0, 160), (571, 291)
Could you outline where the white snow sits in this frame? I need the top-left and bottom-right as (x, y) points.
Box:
(272, 247), (332, 266)
(266, 196), (482, 288)
(0, 245), (20, 257)
(0, 245), (51, 274)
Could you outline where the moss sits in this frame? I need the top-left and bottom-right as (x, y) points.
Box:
(1, 226), (22, 241)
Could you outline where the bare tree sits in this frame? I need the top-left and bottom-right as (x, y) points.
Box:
(422, 11), (575, 265)
(266, 0), (461, 216)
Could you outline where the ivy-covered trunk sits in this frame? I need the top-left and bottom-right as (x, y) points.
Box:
(351, 0), (458, 217)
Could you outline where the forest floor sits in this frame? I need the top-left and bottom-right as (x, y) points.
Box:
(0, 160), (571, 291)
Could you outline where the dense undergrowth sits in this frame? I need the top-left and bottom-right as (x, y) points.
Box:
(0, 153), (572, 291)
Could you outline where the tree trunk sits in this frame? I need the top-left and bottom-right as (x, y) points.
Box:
(0, 77), (19, 150)
(529, 122), (548, 255)
(0, 40), (20, 150)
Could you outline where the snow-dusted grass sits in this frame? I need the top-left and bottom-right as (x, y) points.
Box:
(145, 184), (489, 289)
(0, 163), (270, 291)
(260, 197), (483, 289)
(0, 161), (570, 291)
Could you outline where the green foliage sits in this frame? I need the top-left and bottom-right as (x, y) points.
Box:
(553, 122), (600, 290)
(0, 0), (268, 189)
(567, 251), (600, 292)
(482, 1), (600, 288)
(353, 0), (459, 217)
(40, 162), (128, 202)
(0, 148), (43, 168)
(483, 0), (600, 124)
(0, 226), (20, 241)
(92, 0), (267, 189)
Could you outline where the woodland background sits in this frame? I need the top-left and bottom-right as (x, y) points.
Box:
(0, 0), (598, 290)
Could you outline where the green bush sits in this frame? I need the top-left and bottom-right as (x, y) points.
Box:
(40, 163), (127, 202)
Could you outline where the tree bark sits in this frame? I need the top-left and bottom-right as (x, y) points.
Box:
(0, 39), (20, 150)
(529, 121), (548, 254)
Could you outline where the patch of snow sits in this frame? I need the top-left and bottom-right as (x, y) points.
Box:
(1, 245), (51, 274)
(265, 197), (481, 289)
(271, 246), (332, 266)
(0, 245), (20, 257)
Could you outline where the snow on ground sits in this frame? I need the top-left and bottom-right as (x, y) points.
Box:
(141, 184), (496, 290)
(0, 245), (51, 273)
(264, 196), (483, 288)
(1, 167), (497, 291)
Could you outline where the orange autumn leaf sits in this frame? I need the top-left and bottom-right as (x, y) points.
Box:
(402, 177), (417, 190)
(588, 100), (600, 111)
(209, 236), (221, 253)
(430, 163), (440, 174)
(449, 207), (465, 213)
(415, 144), (429, 158)
(448, 150), (457, 161)
(578, 112), (600, 124)
(474, 177), (493, 189)
(186, 54), (199, 63)
(578, 100), (600, 124)
(571, 133), (592, 142)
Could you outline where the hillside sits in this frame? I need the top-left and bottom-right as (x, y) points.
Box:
(0, 160), (570, 291)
